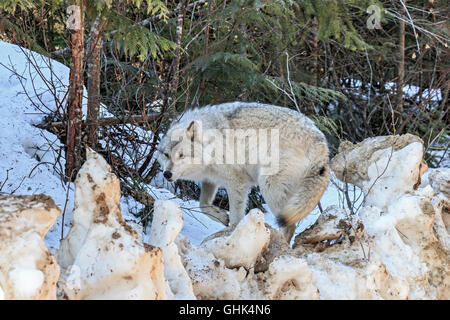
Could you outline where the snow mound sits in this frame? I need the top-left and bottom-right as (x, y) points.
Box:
(0, 194), (60, 299)
(148, 200), (196, 299)
(57, 149), (167, 299)
(0, 40), (80, 249)
(330, 133), (427, 209)
(203, 209), (270, 269)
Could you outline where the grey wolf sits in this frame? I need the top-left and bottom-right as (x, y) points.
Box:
(157, 102), (330, 242)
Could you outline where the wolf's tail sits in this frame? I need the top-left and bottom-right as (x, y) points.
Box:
(277, 149), (330, 228)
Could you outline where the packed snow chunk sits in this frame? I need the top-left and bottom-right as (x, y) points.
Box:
(148, 200), (196, 299)
(292, 207), (391, 300)
(331, 134), (427, 209)
(391, 193), (449, 299)
(57, 149), (166, 300)
(178, 236), (248, 299)
(358, 188), (450, 299)
(179, 226), (319, 299)
(203, 209), (270, 269)
(178, 214), (317, 300)
(305, 253), (409, 300)
(424, 168), (450, 249)
(0, 194), (60, 299)
(263, 255), (318, 299)
(178, 201), (448, 299)
(427, 169), (450, 197)
(432, 194), (450, 251)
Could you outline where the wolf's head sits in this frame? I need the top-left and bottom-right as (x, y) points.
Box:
(157, 120), (204, 182)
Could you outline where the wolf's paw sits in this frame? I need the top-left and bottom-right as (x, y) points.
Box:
(201, 205), (229, 226)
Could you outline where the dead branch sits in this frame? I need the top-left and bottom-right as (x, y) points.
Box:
(123, 187), (155, 207)
(34, 112), (163, 131)
(300, 231), (344, 244)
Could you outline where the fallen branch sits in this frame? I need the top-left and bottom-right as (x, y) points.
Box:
(123, 187), (155, 207)
(300, 231), (344, 244)
(34, 112), (163, 130)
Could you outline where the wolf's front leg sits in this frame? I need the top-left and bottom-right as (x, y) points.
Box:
(227, 185), (250, 226)
(199, 181), (229, 225)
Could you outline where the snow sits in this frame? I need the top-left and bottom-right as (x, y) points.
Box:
(204, 209), (270, 269)
(57, 149), (168, 300)
(8, 268), (44, 299)
(0, 40), (448, 300)
(0, 40), (115, 249)
(0, 41), (74, 249)
(148, 200), (196, 299)
(384, 82), (442, 102)
(0, 194), (60, 299)
(343, 79), (442, 103)
(0, 41), (166, 248)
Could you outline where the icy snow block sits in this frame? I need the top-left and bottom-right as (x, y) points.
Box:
(57, 148), (166, 300)
(148, 200), (196, 299)
(0, 194), (60, 299)
(331, 134), (427, 209)
(204, 209), (270, 269)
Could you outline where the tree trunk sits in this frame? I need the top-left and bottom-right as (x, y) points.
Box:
(168, 0), (188, 115)
(397, 1), (406, 116)
(312, 17), (319, 87)
(65, 0), (85, 180)
(198, 0), (212, 96)
(86, 16), (106, 149)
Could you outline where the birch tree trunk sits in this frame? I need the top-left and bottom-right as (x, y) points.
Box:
(397, 1), (406, 115)
(169, 0), (188, 115)
(312, 17), (319, 88)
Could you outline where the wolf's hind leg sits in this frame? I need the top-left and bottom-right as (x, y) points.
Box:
(281, 225), (296, 244)
(258, 174), (297, 243)
(199, 181), (229, 225)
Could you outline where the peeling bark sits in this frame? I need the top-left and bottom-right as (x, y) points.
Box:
(65, 0), (85, 180)
(86, 16), (107, 149)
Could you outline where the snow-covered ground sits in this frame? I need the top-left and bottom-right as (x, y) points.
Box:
(0, 41), (74, 248)
(344, 78), (442, 103)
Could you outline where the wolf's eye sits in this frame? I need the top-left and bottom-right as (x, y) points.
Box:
(179, 153), (184, 159)
(163, 152), (170, 159)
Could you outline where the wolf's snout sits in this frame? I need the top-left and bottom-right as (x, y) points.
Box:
(163, 170), (173, 181)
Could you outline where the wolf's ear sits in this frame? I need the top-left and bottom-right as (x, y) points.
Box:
(186, 120), (201, 142)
